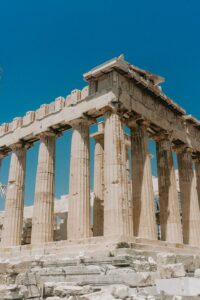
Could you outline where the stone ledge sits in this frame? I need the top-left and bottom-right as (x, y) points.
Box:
(1, 235), (200, 259)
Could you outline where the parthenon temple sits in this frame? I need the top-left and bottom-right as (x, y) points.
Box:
(1, 55), (200, 254)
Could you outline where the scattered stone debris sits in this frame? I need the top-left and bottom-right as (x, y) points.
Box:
(0, 248), (199, 299)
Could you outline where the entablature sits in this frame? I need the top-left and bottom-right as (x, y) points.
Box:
(1, 55), (200, 156)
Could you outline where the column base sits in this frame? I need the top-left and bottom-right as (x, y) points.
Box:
(1, 235), (200, 259)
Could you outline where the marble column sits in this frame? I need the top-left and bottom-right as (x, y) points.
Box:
(0, 153), (8, 205)
(195, 159), (200, 208)
(177, 148), (200, 246)
(156, 137), (183, 243)
(67, 119), (90, 239)
(1, 144), (26, 247)
(31, 132), (55, 245)
(92, 123), (104, 236)
(125, 136), (133, 236)
(104, 111), (132, 236)
(131, 122), (157, 240)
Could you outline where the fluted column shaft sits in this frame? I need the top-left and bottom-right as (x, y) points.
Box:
(1, 144), (26, 247)
(131, 123), (157, 239)
(93, 127), (104, 236)
(104, 111), (132, 236)
(156, 138), (183, 243)
(177, 150), (200, 246)
(125, 139), (133, 236)
(68, 119), (90, 239)
(31, 133), (55, 245)
(195, 160), (200, 208)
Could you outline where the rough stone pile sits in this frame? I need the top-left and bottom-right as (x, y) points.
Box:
(0, 247), (200, 299)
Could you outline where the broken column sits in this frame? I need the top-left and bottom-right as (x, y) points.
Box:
(31, 132), (55, 245)
(1, 143), (26, 247)
(156, 135), (183, 243)
(177, 147), (200, 246)
(130, 121), (157, 240)
(91, 122), (104, 236)
(67, 119), (90, 239)
(104, 111), (132, 236)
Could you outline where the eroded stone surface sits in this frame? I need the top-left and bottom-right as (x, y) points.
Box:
(0, 248), (199, 299)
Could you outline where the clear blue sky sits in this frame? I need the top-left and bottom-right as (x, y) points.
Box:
(0, 0), (200, 208)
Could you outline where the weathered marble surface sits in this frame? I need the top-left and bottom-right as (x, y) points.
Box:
(0, 245), (199, 299)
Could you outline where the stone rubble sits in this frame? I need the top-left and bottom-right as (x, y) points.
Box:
(0, 248), (199, 299)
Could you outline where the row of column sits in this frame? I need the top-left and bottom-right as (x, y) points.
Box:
(1, 133), (56, 247)
(92, 113), (200, 247)
(1, 110), (200, 247)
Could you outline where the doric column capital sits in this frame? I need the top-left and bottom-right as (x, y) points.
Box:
(128, 116), (150, 130)
(10, 142), (24, 151)
(129, 119), (151, 141)
(173, 144), (193, 155)
(70, 117), (92, 129)
(127, 119), (136, 129)
(105, 109), (131, 127)
(150, 130), (172, 142)
(10, 142), (31, 152)
(192, 153), (200, 163)
(104, 109), (116, 119)
(105, 107), (127, 120)
(39, 130), (58, 139)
